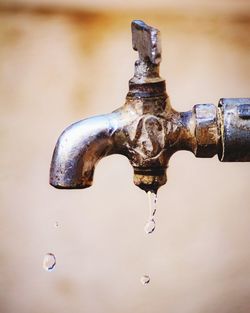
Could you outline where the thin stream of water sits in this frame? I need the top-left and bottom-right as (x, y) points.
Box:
(141, 191), (158, 285)
(144, 191), (157, 235)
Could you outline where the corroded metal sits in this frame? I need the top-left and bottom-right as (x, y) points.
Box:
(50, 20), (250, 193)
(218, 98), (250, 161)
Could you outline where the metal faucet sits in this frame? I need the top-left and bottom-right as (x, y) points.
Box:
(50, 20), (250, 193)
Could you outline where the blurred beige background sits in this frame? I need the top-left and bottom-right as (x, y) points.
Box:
(0, 1), (250, 313)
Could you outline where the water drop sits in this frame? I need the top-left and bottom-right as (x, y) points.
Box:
(141, 275), (150, 285)
(144, 219), (156, 234)
(43, 253), (56, 272)
(54, 221), (59, 228)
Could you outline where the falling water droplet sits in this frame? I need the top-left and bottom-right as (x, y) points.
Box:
(54, 221), (59, 228)
(141, 275), (150, 285)
(43, 253), (56, 272)
(144, 219), (156, 234)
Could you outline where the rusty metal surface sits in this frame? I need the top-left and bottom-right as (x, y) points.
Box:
(193, 103), (218, 158)
(50, 113), (121, 189)
(50, 20), (250, 193)
(218, 98), (250, 161)
(131, 20), (161, 65)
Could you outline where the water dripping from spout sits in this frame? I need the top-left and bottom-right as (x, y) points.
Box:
(141, 191), (158, 285)
(144, 191), (157, 234)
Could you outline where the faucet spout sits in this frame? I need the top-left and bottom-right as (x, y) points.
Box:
(50, 113), (119, 189)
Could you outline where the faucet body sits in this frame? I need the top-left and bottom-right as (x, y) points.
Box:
(50, 21), (250, 193)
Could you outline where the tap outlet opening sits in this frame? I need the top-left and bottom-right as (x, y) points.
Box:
(133, 167), (167, 193)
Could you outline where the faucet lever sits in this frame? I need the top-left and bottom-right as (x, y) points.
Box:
(131, 20), (161, 65)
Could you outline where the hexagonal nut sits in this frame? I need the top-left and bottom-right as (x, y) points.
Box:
(194, 103), (218, 158)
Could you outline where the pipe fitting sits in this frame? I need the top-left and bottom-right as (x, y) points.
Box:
(218, 98), (250, 161)
(194, 103), (218, 158)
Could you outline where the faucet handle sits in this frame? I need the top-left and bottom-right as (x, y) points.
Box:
(131, 20), (161, 65)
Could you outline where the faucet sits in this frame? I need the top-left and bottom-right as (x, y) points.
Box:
(50, 20), (250, 193)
